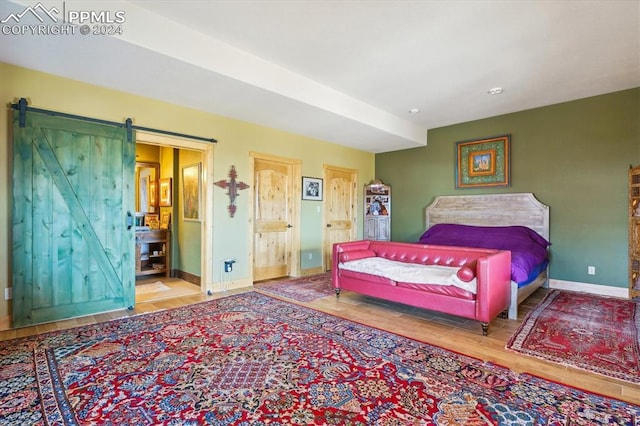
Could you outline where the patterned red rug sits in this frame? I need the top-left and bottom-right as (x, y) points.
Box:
(255, 272), (334, 302)
(507, 290), (640, 384)
(1, 292), (639, 424)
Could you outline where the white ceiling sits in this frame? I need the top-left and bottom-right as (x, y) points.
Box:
(1, 0), (638, 153)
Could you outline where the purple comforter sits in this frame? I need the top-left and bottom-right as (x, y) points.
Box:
(418, 224), (550, 283)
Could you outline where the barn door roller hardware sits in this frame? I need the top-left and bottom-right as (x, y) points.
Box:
(12, 98), (217, 144)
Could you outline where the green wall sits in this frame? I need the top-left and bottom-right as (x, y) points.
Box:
(177, 149), (203, 276)
(376, 88), (640, 288)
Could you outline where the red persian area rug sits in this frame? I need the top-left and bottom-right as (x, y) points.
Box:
(1, 293), (639, 425)
(507, 290), (640, 384)
(255, 272), (335, 302)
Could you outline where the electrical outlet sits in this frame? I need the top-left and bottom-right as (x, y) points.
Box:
(308, 253), (313, 260)
(4, 288), (12, 300)
(588, 266), (596, 275)
(224, 259), (236, 273)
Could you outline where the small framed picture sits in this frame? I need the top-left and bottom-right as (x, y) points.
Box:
(160, 212), (171, 230)
(145, 214), (159, 230)
(149, 180), (157, 206)
(302, 177), (323, 201)
(182, 163), (201, 221)
(159, 177), (172, 207)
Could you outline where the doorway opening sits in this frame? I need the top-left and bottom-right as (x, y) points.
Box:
(134, 131), (214, 301)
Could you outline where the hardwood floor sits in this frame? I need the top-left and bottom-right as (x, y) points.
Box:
(135, 277), (201, 303)
(1, 284), (638, 405)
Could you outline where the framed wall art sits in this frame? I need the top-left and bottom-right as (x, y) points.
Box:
(159, 177), (172, 207)
(149, 180), (157, 207)
(302, 176), (323, 201)
(182, 163), (201, 221)
(144, 214), (159, 230)
(160, 212), (171, 230)
(455, 134), (511, 188)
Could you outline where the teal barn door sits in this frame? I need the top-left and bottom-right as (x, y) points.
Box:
(12, 110), (135, 327)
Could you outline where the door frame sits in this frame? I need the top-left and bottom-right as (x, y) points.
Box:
(248, 152), (301, 281)
(136, 131), (214, 293)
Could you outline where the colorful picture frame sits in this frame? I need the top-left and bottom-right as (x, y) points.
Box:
(160, 212), (171, 230)
(182, 163), (201, 221)
(159, 177), (172, 207)
(149, 180), (157, 206)
(302, 176), (323, 201)
(144, 214), (159, 230)
(455, 135), (510, 188)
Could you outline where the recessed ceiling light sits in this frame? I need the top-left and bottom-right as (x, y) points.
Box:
(488, 87), (503, 95)
(408, 108), (420, 114)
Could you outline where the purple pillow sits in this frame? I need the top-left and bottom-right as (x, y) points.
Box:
(418, 224), (550, 283)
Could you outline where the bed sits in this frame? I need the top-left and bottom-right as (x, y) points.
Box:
(421, 193), (550, 320)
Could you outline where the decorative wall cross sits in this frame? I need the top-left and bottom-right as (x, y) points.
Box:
(214, 165), (249, 218)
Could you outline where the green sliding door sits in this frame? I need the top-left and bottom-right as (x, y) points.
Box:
(12, 110), (135, 327)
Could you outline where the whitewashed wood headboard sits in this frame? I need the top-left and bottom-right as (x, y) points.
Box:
(425, 193), (550, 241)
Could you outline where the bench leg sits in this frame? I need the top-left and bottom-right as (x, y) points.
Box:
(481, 322), (489, 336)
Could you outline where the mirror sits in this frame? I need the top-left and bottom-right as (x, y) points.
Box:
(136, 162), (159, 213)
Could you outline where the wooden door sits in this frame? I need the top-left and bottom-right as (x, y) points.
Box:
(323, 166), (357, 271)
(12, 111), (135, 327)
(253, 157), (295, 281)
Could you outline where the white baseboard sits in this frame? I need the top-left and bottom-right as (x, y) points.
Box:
(548, 279), (628, 298)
